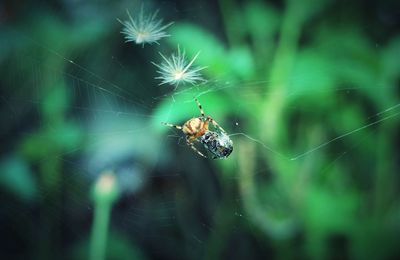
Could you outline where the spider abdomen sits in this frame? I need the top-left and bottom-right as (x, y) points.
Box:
(182, 118), (208, 138)
(201, 131), (233, 159)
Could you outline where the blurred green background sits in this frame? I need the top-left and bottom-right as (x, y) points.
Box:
(1, 0), (399, 259)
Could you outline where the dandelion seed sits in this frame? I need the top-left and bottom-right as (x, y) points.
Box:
(117, 7), (173, 47)
(152, 47), (206, 87)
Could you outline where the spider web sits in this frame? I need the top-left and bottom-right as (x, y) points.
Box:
(1, 1), (399, 259)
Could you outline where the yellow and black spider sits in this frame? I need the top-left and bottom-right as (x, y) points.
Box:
(162, 99), (233, 159)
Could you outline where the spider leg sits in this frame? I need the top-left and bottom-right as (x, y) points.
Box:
(207, 116), (228, 134)
(162, 122), (182, 130)
(194, 98), (205, 117)
(187, 139), (207, 158)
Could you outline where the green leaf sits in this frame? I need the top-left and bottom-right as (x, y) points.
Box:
(152, 93), (230, 133)
(0, 155), (37, 201)
(167, 23), (228, 77)
(302, 186), (358, 259)
(243, 1), (280, 40)
(287, 0), (331, 25)
(304, 187), (358, 233)
(228, 46), (255, 79)
(41, 82), (69, 119)
(49, 121), (84, 150)
(289, 49), (335, 101)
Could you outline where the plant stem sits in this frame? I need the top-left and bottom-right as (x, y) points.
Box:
(90, 200), (112, 260)
(89, 172), (119, 260)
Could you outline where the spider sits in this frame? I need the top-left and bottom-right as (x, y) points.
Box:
(162, 98), (233, 159)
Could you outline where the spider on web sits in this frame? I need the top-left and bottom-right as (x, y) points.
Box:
(162, 99), (233, 159)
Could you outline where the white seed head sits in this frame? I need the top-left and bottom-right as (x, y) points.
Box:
(152, 48), (206, 87)
(118, 7), (173, 47)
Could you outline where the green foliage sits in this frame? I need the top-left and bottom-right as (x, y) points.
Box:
(167, 23), (229, 77)
(243, 1), (280, 40)
(289, 49), (336, 100)
(0, 155), (37, 201)
(155, 1), (400, 257)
